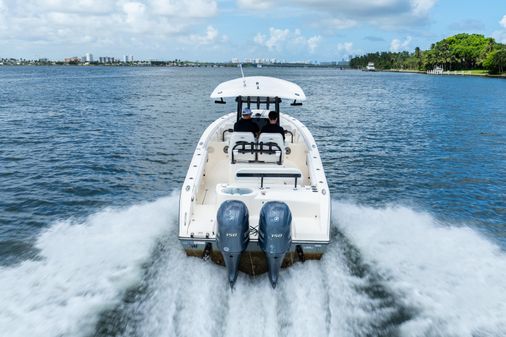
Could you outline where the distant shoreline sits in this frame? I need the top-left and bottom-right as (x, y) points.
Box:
(0, 62), (347, 69)
(384, 68), (506, 79)
(1, 64), (505, 78)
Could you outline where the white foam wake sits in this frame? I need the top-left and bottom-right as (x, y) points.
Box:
(5, 197), (503, 337)
(119, 211), (399, 337)
(333, 201), (506, 337)
(126, 254), (387, 337)
(0, 195), (177, 337)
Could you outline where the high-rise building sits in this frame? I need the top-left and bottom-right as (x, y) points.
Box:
(123, 55), (129, 63)
(64, 57), (80, 63)
(85, 53), (93, 62)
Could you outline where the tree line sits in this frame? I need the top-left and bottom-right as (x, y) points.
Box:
(349, 33), (506, 74)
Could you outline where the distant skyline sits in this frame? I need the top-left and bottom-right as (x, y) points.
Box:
(0, 0), (505, 61)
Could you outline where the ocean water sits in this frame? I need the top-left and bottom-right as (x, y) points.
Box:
(0, 66), (505, 337)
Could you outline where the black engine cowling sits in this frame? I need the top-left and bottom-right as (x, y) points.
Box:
(216, 200), (250, 287)
(259, 201), (292, 288)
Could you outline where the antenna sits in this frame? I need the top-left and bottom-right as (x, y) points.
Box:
(239, 64), (246, 87)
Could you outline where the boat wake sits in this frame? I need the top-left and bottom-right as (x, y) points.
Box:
(1, 196), (505, 337)
(0, 195), (177, 337)
(334, 201), (506, 337)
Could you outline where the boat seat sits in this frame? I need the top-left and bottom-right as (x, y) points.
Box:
(222, 128), (234, 142)
(228, 132), (256, 164)
(235, 167), (303, 188)
(257, 133), (284, 164)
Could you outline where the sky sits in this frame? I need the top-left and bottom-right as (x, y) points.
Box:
(0, 0), (505, 61)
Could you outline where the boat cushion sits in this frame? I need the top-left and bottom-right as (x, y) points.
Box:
(229, 132), (256, 163)
(258, 133), (284, 164)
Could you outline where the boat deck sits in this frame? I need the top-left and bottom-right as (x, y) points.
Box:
(179, 76), (330, 283)
(181, 112), (329, 243)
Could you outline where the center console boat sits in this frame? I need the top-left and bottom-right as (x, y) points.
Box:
(178, 76), (330, 288)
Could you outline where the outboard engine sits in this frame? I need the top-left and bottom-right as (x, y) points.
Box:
(216, 200), (250, 288)
(259, 201), (292, 288)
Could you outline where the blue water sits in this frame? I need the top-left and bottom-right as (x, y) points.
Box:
(0, 67), (505, 337)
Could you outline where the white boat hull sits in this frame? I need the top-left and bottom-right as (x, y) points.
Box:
(178, 110), (330, 276)
(179, 77), (330, 286)
(180, 238), (326, 275)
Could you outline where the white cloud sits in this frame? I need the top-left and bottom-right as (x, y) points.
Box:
(410, 0), (437, 17)
(254, 27), (320, 53)
(324, 18), (358, 29)
(0, 0), (219, 54)
(336, 41), (359, 59)
(184, 0), (218, 17)
(254, 27), (289, 51)
(337, 42), (354, 54)
(297, 0), (438, 18)
(33, 0), (116, 14)
(0, 0), (9, 23)
(123, 2), (148, 32)
(0, 1), (7, 32)
(390, 36), (412, 52)
(500, 15), (506, 28)
(307, 35), (321, 53)
(149, 0), (217, 18)
(237, 0), (273, 10)
(492, 15), (506, 43)
(390, 38), (402, 51)
(187, 25), (219, 45)
(237, 0), (439, 29)
(24, 0), (218, 18)
(293, 29), (306, 46)
(492, 31), (506, 44)
(296, 0), (402, 13)
(254, 33), (265, 45)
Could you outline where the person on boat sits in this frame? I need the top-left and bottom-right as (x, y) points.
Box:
(233, 107), (259, 136)
(260, 111), (285, 141)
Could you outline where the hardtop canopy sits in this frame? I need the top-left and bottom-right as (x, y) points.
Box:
(210, 76), (306, 101)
